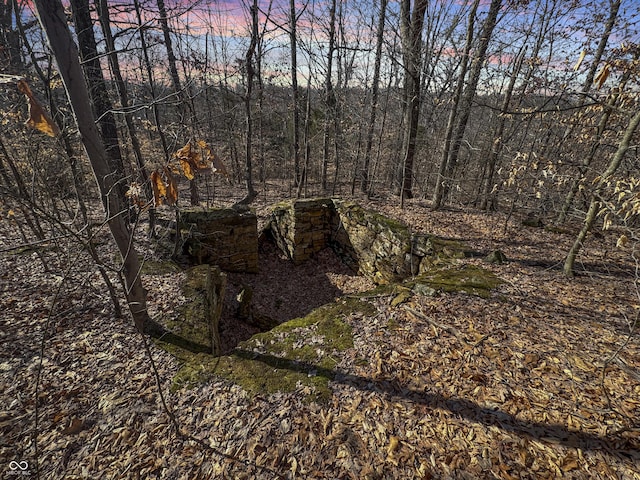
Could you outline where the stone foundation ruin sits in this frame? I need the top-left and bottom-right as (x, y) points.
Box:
(179, 198), (467, 285)
(160, 199), (501, 394)
(267, 198), (466, 284)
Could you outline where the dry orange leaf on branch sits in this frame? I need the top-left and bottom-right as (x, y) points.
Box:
(163, 166), (178, 204)
(196, 139), (229, 179)
(130, 140), (227, 208)
(150, 170), (177, 207)
(594, 63), (611, 89)
(17, 79), (60, 137)
(172, 140), (229, 180)
(173, 140), (208, 180)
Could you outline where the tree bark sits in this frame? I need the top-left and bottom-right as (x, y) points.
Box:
(0, 0), (23, 73)
(564, 108), (640, 276)
(557, 0), (621, 223)
(398, 0), (428, 204)
(238, 0), (258, 205)
(432, 0), (501, 209)
(360, 0), (388, 194)
(33, 0), (150, 332)
(432, 0), (479, 208)
(94, 0), (150, 208)
(321, 0), (337, 192)
(156, 0), (200, 205)
(480, 44), (527, 210)
(133, 0), (170, 166)
(289, 0), (301, 188)
(69, 0), (128, 208)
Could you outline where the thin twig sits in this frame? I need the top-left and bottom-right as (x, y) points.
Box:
(404, 306), (471, 346)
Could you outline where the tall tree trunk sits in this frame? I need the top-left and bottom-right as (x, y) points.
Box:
(360, 0), (388, 194)
(69, 0), (128, 210)
(480, 44), (526, 210)
(0, 0), (22, 73)
(33, 0), (150, 332)
(557, 0), (621, 223)
(564, 108), (640, 276)
(321, 0), (337, 192)
(432, 0), (479, 208)
(289, 0), (301, 188)
(94, 0), (153, 228)
(398, 0), (428, 204)
(238, 0), (258, 205)
(432, 0), (501, 210)
(133, 0), (170, 164)
(155, 0), (200, 205)
(297, 81), (313, 199)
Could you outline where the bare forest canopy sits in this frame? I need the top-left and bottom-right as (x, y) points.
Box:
(2, 0), (640, 215)
(1, 0), (640, 290)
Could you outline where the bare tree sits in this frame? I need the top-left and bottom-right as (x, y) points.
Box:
(564, 107), (640, 276)
(557, 0), (622, 223)
(479, 44), (527, 210)
(0, 0), (22, 73)
(33, 0), (151, 332)
(289, 0), (301, 189)
(359, 0), (388, 194)
(431, 0), (479, 208)
(238, 0), (259, 205)
(321, 0), (337, 192)
(156, 0), (201, 205)
(432, 0), (502, 209)
(94, 0), (152, 227)
(69, 0), (128, 209)
(397, 0), (428, 204)
(133, 0), (170, 165)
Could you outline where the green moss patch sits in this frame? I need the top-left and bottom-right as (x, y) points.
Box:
(165, 297), (375, 401)
(141, 259), (182, 275)
(158, 265), (214, 354)
(414, 264), (504, 298)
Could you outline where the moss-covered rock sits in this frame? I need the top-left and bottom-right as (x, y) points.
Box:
(413, 264), (504, 298)
(332, 200), (413, 283)
(167, 297), (375, 401)
(484, 250), (508, 264)
(157, 265), (218, 355)
(141, 259), (182, 275)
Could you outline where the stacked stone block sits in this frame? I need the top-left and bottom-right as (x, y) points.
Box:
(269, 199), (467, 284)
(179, 207), (259, 273)
(270, 198), (334, 264)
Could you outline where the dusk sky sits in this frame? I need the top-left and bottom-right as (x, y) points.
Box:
(19, 0), (640, 91)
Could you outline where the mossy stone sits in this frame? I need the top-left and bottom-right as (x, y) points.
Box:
(164, 297), (375, 402)
(141, 259), (182, 275)
(484, 250), (507, 264)
(414, 264), (504, 298)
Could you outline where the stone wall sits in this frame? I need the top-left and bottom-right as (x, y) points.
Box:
(269, 198), (334, 264)
(268, 199), (466, 284)
(331, 200), (413, 283)
(175, 200), (465, 281)
(179, 207), (258, 273)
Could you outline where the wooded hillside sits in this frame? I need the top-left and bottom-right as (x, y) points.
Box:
(1, 0), (639, 478)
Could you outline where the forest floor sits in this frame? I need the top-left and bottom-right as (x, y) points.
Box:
(1, 192), (639, 479)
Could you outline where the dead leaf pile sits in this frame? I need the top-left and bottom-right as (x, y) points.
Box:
(1, 197), (638, 479)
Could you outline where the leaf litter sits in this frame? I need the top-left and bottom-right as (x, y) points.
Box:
(0, 198), (638, 479)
